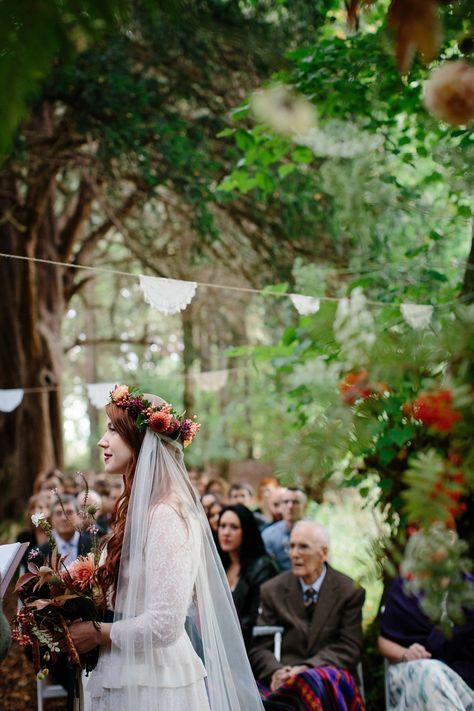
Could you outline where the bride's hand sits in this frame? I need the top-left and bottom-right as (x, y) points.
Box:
(69, 621), (104, 653)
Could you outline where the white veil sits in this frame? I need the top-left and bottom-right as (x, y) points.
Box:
(94, 425), (264, 710)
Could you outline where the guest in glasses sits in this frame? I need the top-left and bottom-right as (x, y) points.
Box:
(262, 487), (307, 571)
(250, 521), (366, 710)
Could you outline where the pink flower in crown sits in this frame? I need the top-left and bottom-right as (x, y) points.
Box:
(66, 553), (96, 591)
(149, 408), (172, 433)
(166, 415), (180, 434)
(111, 385), (130, 405)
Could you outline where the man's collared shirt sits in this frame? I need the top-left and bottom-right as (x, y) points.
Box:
(299, 563), (327, 603)
(262, 520), (292, 571)
(53, 530), (80, 565)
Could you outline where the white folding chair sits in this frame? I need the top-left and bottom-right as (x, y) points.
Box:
(356, 661), (365, 703)
(37, 677), (67, 711)
(252, 625), (284, 661)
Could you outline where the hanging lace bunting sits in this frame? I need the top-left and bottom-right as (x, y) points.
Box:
(194, 370), (229, 392)
(290, 294), (321, 315)
(86, 382), (117, 408)
(400, 303), (433, 330)
(0, 388), (24, 412)
(138, 275), (197, 315)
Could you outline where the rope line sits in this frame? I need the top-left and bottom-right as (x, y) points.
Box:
(1, 251), (469, 308)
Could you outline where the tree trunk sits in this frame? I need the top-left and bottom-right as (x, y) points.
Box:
(0, 184), (65, 518)
(182, 305), (197, 414)
(83, 281), (102, 471)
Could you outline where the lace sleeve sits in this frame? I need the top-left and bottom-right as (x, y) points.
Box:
(110, 503), (195, 652)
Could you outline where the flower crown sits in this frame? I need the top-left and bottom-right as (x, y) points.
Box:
(109, 385), (201, 448)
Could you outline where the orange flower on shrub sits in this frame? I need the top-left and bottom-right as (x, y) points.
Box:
(407, 389), (462, 433)
(339, 369), (372, 404)
(339, 369), (389, 405)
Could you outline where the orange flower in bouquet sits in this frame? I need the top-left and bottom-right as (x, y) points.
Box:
(11, 491), (106, 679)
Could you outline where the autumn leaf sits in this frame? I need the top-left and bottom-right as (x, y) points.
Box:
(388, 0), (442, 73)
(14, 571), (36, 592)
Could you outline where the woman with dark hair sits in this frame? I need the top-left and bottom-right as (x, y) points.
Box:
(68, 386), (264, 711)
(218, 504), (278, 647)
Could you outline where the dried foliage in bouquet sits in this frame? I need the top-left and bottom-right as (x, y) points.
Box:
(11, 485), (106, 680)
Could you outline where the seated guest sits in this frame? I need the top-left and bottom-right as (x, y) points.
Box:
(208, 496), (223, 539)
(33, 467), (65, 496)
(250, 521), (365, 710)
(203, 476), (229, 500)
(94, 477), (123, 535)
(378, 575), (474, 710)
(256, 477), (279, 526)
(76, 489), (107, 536)
(34, 495), (93, 565)
(62, 472), (81, 496)
(217, 504), (278, 647)
(229, 482), (267, 530)
(201, 492), (219, 519)
(229, 482), (255, 507)
(267, 486), (285, 524)
(262, 487), (307, 571)
(16, 493), (51, 565)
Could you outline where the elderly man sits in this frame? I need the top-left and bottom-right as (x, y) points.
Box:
(250, 521), (365, 708)
(262, 487), (307, 570)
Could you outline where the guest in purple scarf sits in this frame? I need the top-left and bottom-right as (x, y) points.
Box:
(378, 575), (474, 711)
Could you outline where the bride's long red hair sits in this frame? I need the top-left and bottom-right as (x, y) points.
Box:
(97, 403), (145, 602)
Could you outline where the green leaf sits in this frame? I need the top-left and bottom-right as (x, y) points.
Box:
(262, 282), (289, 295)
(235, 129), (255, 151)
(255, 171), (275, 192)
(231, 104), (250, 120)
(278, 163), (296, 178)
(458, 205), (472, 219)
(217, 176), (236, 192)
(291, 146), (314, 164)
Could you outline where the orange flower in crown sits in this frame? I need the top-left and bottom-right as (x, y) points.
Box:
(109, 385), (201, 447)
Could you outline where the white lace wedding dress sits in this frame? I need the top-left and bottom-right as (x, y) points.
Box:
(84, 503), (210, 711)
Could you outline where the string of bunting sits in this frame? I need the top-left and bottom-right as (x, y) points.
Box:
(0, 251), (463, 329)
(0, 368), (240, 413)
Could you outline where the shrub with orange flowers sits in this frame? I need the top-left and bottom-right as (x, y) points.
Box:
(404, 388), (462, 433)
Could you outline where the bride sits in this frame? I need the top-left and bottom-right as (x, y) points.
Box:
(70, 385), (264, 710)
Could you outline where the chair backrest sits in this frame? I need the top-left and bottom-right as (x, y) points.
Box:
(37, 678), (67, 711)
(356, 661), (365, 703)
(252, 625), (284, 661)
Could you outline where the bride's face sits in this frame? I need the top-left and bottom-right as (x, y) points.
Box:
(98, 417), (134, 476)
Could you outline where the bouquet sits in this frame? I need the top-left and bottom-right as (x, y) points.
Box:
(11, 489), (106, 679)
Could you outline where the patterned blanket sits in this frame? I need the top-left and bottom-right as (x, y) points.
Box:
(258, 666), (366, 711)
